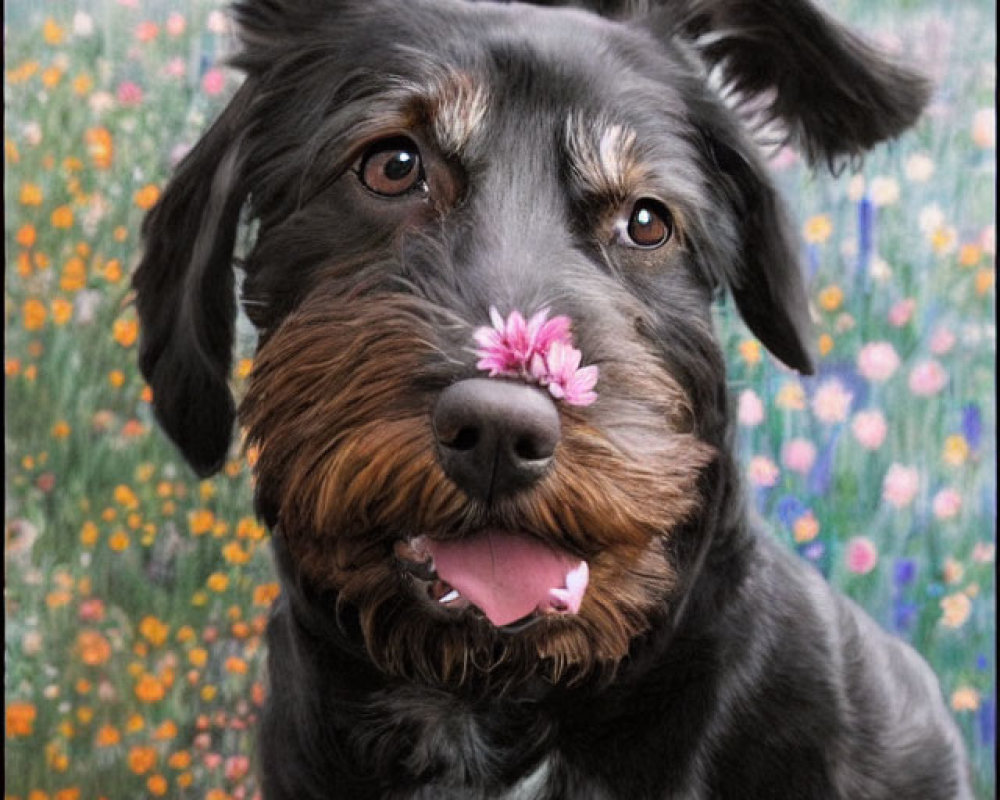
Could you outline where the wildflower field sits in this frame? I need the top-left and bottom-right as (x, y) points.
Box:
(3, 0), (996, 797)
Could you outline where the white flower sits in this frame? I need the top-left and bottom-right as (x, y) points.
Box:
(904, 153), (935, 182)
(73, 11), (95, 37)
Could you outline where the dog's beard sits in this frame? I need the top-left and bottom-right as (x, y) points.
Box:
(240, 290), (714, 690)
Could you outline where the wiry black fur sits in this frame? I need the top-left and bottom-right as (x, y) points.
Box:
(133, 1), (969, 797)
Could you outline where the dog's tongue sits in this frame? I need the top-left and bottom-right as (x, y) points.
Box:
(424, 531), (589, 627)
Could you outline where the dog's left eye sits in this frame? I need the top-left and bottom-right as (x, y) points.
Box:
(359, 138), (425, 197)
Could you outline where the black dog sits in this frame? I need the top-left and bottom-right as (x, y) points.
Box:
(133, 1), (972, 797)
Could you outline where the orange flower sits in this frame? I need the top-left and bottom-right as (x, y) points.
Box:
(59, 257), (86, 291)
(51, 205), (74, 229)
(108, 530), (130, 551)
(16, 224), (36, 247)
(225, 656), (249, 675)
(188, 509), (215, 536)
(133, 184), (161, 210)
(114, 484), (139, 509)
(147, 774), (168, 797)
(76, 629), (112, 666)
(139, 616), (170, 647)
(737, 339), (761, 366)
(112, 318), (139, 347)
(85, 128), (113, 170)
(207, 572), (229, 593)
(109, 370), (126, 388)
(23, 299), (47, 331)
(72, 73), (93, 95)
(43, 18), (65, 44)
(253, 582), (281, 607)
(6, 700), (37, 737)
(188, 648), (208, 668)
(134, 673), (166, 704)
(51, 420), (71, 439)
(168, 750), (191, 769)
(103, 259), (123, 282)
(51, 297), (73, 326)
(153, 720), (178, 740)
(55, 789), (80, 800)
(818, 285), (844, 312)
(222, 541), (251, 565)
(42, 66), (63, 88)
(135, 21), (160, 42)
(128, 745), (158, 774)
(803, 214), (833, 244)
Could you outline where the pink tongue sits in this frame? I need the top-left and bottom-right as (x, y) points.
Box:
(425, 531), (589, 627)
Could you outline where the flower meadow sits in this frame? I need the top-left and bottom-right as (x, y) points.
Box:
(3, 0), (995, 797)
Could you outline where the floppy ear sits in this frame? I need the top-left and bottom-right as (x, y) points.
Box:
(132, 81), (254, 476)
(695, 112), (815, 375)
(663, 0), (932, 168)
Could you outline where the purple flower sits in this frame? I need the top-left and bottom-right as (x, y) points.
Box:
(962, 404), (982, 449)
(893, 558), (917, 587)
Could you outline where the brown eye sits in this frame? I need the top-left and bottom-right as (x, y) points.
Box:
(359, 138), (424, 197)
(625, 199), (672, 248)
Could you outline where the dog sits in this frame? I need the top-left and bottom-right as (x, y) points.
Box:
(132, 0), (973, 797)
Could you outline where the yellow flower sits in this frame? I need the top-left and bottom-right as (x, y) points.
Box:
(818, 333), (834, 357)
(43, 18), (65, 44)
(51, 298), (73, 325)
(16, 224), (37, 247)
(6, 138), (21, 162)
(51, 205), (74, 229)
(112, 318), (139, 348)
(237, 517), (266, 540)
(803, 214), (833, 244)
(59, 256), (86, 292)
(188, 648), (208, 668)
(817, 285), (844, 312)
(930, 225), (957, 255)
(109, 370), (126, 388)
(133, 184), (161, 210)
(951, 687), (980, 712)
(72, 74), (93, 95)
(6, 701), (37, 737)
(23, 299), (47, 331)
(942, 435), (969, 466)
(207, 572), (229, 593)
(201, 685), (218, 702)
(738, 339), (761, 366)
(76, 707), (95, 726)
(940, 592), (972, 628)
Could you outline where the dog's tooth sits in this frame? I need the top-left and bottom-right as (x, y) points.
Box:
(439, 589), (461, 604)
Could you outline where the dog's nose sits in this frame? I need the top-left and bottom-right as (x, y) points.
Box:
(432, 378), (560, 501)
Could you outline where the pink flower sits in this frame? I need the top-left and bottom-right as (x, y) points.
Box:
(225, 755), (250, 781)
(135, 21), (159, 42)
(737, 390), (764, 427)
(929, 326), (956, 355)
(474, 307), (597, 406)
(856, 342), (900, 382)
(932, 488), (962, 520)
(908, 359), (948, 395)
(851, 410), (888, 450)
(164, 57), (186, 79)
(204, 752), (222, 769)
(845, 537), (878, 574)
(882, 464), (920, 508)
(202, 68), (226, 96)
(116, 81), (143, 106)
(888, 298), (916, 327)
(781, 438), (817, 475)
(811, 379), (853, 424)
(747, 456), (780, 488)
(166, 12), (186, 37)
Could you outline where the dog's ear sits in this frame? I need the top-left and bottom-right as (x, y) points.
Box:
(696, 114), (815, 375)
(542, 0), (931, 168)
(132, 82), (254, 477)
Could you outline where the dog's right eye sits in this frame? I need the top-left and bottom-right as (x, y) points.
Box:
(359, 138), (425, 197)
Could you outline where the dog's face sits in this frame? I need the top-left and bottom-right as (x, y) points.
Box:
(134, 0), (928, 689)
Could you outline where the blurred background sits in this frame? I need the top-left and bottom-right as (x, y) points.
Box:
(3, 0), (995, 797)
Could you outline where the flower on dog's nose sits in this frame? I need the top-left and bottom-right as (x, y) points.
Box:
(474, 306), (598, 406)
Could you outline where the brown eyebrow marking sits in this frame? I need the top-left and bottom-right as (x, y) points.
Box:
(564, 112), (644, 202)
(394, 67), (490, 156)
